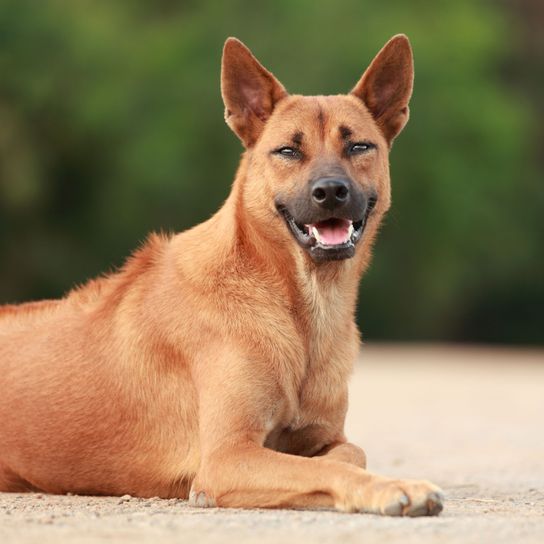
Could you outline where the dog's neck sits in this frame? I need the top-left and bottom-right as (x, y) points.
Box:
(224, 156), (364, 319)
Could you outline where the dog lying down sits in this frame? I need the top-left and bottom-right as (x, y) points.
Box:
(0, 35), (444, 516)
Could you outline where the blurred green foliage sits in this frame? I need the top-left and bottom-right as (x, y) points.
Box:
(0, 0), (542, 344)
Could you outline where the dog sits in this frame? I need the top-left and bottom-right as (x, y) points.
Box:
(0, 35), (444, 516)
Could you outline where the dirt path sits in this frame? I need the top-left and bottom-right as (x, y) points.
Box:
(1, 344), (543, 543)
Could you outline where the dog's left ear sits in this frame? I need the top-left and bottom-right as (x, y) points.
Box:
(351, 35), (414, 145)
(221, 38), (288, 148)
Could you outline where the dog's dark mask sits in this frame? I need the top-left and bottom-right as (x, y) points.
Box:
(275, 170), (377, 263)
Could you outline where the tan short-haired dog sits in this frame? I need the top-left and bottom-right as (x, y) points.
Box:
(0, 36), (444, 516)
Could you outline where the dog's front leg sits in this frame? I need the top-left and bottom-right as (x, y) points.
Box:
(191, 441), (352, 510)
(189, 357), (443, 515)
(191, 439), (443, 515)
(315, 441), (367, 468)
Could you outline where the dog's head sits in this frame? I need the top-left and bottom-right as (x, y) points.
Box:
(221, 36), (413, 264)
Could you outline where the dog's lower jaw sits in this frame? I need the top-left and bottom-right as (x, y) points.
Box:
(309, 243), (356, 263)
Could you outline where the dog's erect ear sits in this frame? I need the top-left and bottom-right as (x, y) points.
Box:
(221, 38), (288, 147)
(351, 35), (414, 145)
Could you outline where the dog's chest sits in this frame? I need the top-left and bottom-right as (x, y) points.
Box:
(264, 357), (350, 455)
(263, 282), (358, 452)
(299, 272), (352, 363)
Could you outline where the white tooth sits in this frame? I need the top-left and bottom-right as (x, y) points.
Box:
(348, 223), (354, 238)
(311, 226), (321, 242)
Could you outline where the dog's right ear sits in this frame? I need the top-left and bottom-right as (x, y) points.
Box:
(221, 38), (288, 148)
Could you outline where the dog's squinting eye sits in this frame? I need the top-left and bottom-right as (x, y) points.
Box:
(348, 142), (376, 156)
(273, 147), (301, 159)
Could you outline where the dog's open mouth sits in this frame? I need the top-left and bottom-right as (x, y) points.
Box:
(307, 218), (360, 246)
(278, 207), (366, 262)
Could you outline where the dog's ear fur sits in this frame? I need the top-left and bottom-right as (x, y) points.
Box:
(221, 38), (288, 147)
(351, 35), (414, 145)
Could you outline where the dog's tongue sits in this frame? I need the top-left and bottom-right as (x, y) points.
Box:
(310, 219), (352, 246)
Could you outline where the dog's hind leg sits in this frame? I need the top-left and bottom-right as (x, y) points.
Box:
(0, 463), (39, 492)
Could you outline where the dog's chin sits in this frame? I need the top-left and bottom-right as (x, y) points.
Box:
(277, 207), (366, 263)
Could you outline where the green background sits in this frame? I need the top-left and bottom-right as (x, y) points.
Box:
(0, 0), (542, 344)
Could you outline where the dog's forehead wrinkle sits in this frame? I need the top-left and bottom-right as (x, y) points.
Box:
(317, 103), (325, 137)
(269, 96), (375, 145)
(281, 96), (378, 145)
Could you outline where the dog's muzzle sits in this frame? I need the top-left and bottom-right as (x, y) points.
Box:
(276, 179), (377, 263)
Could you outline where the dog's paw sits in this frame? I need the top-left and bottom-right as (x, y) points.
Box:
(340, 477), (444, 516)
(188, 489), (217, 508)
(376, 479), (444, 517)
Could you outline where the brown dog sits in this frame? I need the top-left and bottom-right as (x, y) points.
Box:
(0, 35), (444, 516)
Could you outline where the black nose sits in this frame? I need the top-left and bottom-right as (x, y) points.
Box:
(311, 178), (350, 210)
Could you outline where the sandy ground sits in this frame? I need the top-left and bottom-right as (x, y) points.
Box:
(1, 344), (543, 543)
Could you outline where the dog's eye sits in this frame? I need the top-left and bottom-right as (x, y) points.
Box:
(274, 147), (301, 159)
(348, 142), (376, 155)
